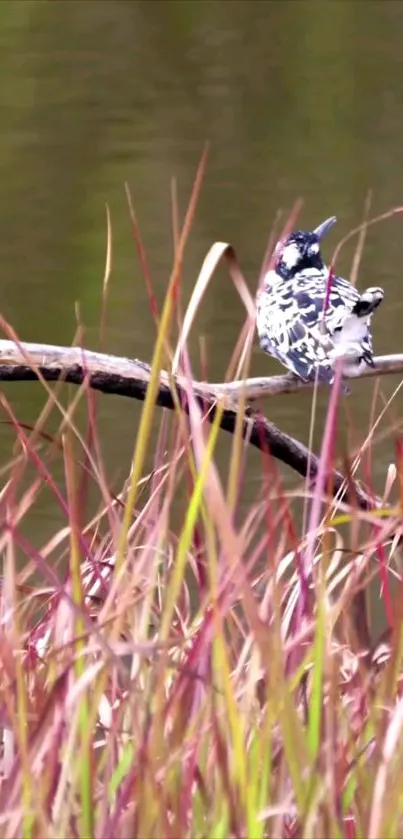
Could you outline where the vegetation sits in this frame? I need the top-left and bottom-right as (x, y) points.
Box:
(0, 159), (402, 839)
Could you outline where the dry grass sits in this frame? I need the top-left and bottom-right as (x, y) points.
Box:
(0, 159), (402, 838)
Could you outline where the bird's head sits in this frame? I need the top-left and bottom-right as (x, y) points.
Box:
(275, 216), (337, 280)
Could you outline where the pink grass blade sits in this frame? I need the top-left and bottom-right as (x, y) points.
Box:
(115, 145), (208, 577)
(63, 431), (94, 838)
(125, 182), (159, 325)
(350, 191), (372, 287)
(330, 205), (403, 268)
(258, 199), (304, 285)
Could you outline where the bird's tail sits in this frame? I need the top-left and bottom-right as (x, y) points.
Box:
(352, 286), (384, 317)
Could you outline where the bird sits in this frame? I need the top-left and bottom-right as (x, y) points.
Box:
(256, 216), (384, 385)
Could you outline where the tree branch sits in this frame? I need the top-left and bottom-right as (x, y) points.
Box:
(0, 339), (399, 511)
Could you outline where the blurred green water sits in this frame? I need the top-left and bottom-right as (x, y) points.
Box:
(0, 0), (402, 547)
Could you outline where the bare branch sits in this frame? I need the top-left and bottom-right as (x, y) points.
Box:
(209, 354), (403, 399)
(0, 339), (398, 512)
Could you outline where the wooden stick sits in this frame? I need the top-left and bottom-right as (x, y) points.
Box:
(0, 341), (401, 400)
(0, 339), (397, 511)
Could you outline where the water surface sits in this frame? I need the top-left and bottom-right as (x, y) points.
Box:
(0, 0), (402, 543)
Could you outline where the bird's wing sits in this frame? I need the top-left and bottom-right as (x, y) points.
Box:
(294, 274), (360, 333)
(257, 273), (361, 383)
(324, 276), (362, 333)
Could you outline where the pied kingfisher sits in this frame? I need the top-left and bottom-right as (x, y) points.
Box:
(256, 216), (384, 385)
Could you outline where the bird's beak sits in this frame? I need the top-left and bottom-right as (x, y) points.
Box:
(314, 216), (337, 241)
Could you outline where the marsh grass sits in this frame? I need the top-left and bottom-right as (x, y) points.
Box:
(0, 159), (402, 838)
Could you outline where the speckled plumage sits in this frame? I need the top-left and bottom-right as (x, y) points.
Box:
(256, 217), (384, 385)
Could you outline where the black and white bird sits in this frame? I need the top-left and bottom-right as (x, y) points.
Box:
(256, 216), (384, 385)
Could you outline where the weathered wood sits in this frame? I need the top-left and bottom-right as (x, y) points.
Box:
(0, 340), (398, 513)
(0, 341), (401, 400)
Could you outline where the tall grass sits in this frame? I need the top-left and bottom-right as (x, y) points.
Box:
(0, 168), (402, 839)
